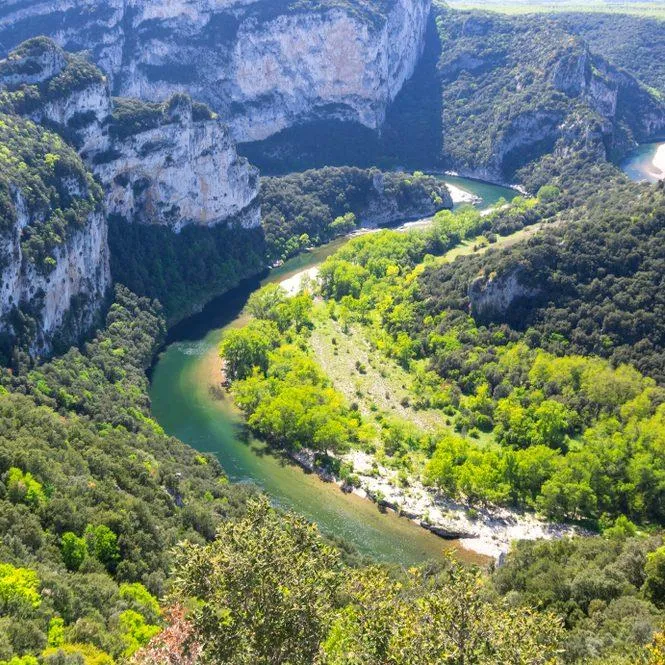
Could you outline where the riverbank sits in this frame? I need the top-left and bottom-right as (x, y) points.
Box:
(621, 141), (665, 183)
(273, 254), (583, 561)
(193, 339), (489, 565)
(651, 143), (665, 178)
(290, 447), (583, 560)
(148, 174), (533, 566)
(446, 182), (481, 205)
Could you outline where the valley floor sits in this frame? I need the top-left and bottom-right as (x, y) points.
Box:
(276, 220), (582, 560)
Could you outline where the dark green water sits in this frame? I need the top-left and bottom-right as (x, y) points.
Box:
(621, 142), (665, 183)
(442, 174), (517, 208)
(149, 177), (513, 566)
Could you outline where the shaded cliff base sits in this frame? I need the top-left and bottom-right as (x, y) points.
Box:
(108, 211), (266, 325)
(239, 13), (444, 173)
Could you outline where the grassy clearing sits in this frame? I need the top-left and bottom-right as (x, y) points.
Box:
(439, 220), (554, 265)
(446, 1), (665, 19)
(307, 220), (554, 455)
(310, 311), (449, 433)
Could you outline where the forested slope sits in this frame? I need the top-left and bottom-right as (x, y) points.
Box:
(419, 162), (665, 382)
(434, 6), (665, 179)
(217, 166), (665, 661)
(260, 167), (452, 261)
(558, 12), (665, 95)
(0, 287), (254, 660)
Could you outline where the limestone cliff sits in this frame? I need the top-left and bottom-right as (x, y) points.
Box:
(468, 268), (540, 321)
(0, 0), (431, 142)
(0, 113), (110, 355)
(0, 38), (260, 231)
(99, 95), (260, 230)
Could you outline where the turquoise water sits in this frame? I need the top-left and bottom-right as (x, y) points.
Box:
(621, 142), (665, 183)
(149, 176), (513, 566)
(442, 174), (518, 208)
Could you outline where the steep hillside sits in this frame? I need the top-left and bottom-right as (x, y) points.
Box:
(0, 112), (110, 358)
(558, 12), (665, 95)
(0, 38), (266, 325)
(420, 159), (665, 383)
(0, 0), (431, 142)
(0, 286), (255, 660)
(435, 7), (665, 180)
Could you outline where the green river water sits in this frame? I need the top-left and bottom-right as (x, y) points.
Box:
(148, 176), (530, 566)
(621, 141), (665, 183)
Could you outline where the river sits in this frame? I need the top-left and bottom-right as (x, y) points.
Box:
(621, 141), (665, 183)
(148, 176), (521, 566)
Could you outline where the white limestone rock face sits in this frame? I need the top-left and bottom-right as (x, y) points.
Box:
(97, 97), (260, 230)
(0, 191), (110, 356)
(0, 39), (260, 231)
(0, 0), (431, 142)
(468, 268), (540, 320)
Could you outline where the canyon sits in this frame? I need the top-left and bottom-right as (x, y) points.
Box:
(0, 0), (432, 142)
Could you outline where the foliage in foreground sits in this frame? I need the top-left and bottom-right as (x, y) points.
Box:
(140, 497), (565, 665)
(0, 287), (254, 662)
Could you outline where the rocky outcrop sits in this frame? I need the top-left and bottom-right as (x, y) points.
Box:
(358, 170), (453, 226)
(468, 268), (540, 320)
(0, 196), (110, 356)
(0, 0), (431, 142)
(0, 114), (110, 355)
(0, 38), (260, 231)
(98, 95), (260, 230)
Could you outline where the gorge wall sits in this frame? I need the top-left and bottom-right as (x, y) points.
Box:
(0, 38), (260, 231)
(0, 0), (432, 143)
(0, 113), (110, 357)
(0, 36), (265, 351)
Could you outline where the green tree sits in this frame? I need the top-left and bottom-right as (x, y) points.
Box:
(321, 560), (563, 664)
(531, 400), (571, 449)
(245, 284), (286, 321)
(0, 563), (41, 615)
(47, 617), (65, 647)
(119, 583), (161, 624)
(85, 525), (121, 573)
(60, 532), (88, 571)
(220, 320), (280, 381)
(172, 497), (341, 664)
(644, 546), (665, 608)
(537, 463), (597, 520)
(118, 609), (161, 658)
(329, 213), (357, 236)
(6, 467), (46, 508)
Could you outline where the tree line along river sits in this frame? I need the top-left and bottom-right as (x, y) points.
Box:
(149, 155), (658, 565)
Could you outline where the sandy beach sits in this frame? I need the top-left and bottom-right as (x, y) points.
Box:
(279, 266), (320, 296)
(650, 143), (665, 178)
(446, 182), (481, 205)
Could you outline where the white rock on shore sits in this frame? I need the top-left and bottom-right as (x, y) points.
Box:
(445, 182), (480, 205)
(650, 143), (665, 179)
(292, 447), (583, 561)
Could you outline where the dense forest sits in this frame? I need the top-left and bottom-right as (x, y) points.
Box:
(260, 167), (451, 261)
(434, 6), (664, 178)
(108, 216), (266, 325)
(419, 162), (665, 382)
(558, 12), (665, 95)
